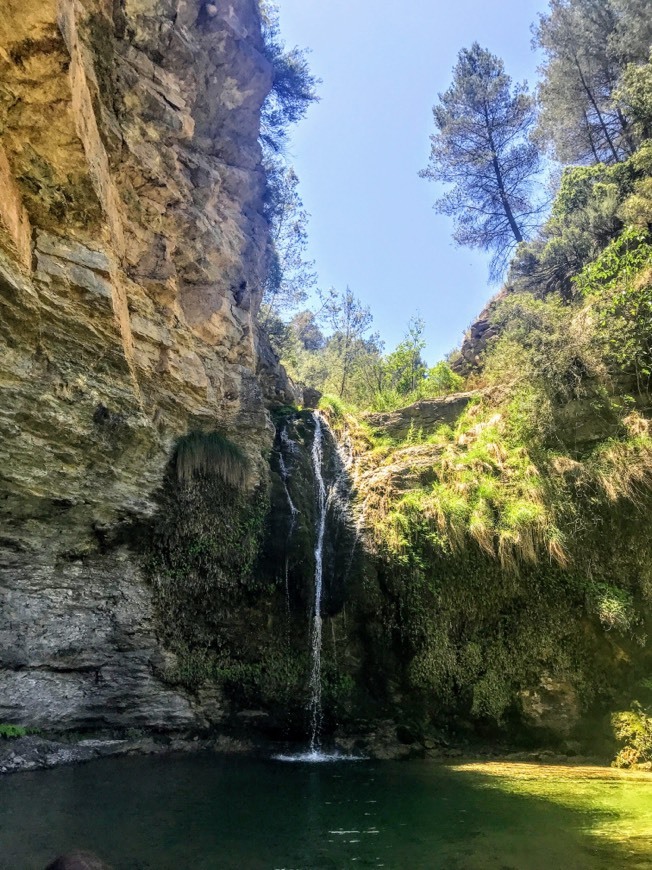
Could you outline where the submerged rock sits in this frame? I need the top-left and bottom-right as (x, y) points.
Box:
(0, 736), (134, 774)
(44, 851), (111, 870)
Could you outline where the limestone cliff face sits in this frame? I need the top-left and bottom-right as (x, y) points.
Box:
(0, 0), (286, 730)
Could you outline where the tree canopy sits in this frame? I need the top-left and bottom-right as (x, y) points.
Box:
(261, 161), (316, 326)
(421, 43), (543, 280)
(533, 0), (636, 164)
(258, 1), (320, 154)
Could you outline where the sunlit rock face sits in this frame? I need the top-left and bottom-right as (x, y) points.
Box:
(0, 0), (287, 731)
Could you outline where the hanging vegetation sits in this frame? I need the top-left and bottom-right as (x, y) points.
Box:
(175, 431), (249, 490)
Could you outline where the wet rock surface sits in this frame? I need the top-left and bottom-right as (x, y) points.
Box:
(0, 732), (264, 775)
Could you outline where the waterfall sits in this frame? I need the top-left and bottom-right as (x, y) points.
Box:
(308, 411), (327, 752)
(275, 411), (364, 763)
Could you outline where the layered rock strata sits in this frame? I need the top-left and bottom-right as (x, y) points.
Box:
(0, 0), (285, 730)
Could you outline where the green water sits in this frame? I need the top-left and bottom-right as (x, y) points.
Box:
(0, 754), (650, 869)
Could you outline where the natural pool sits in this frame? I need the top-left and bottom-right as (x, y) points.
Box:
(0, 754), (650, 869)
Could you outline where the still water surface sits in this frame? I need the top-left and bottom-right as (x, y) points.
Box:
(1, 754), (651, 869)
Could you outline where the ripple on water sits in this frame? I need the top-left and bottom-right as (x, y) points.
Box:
(273, 750), (366, 763)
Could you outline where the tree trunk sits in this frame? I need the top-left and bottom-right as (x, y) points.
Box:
(574, 57), (620, 162)
(584, 111), (601, 163)
(485, 106), (524, 244)
(339, 366), (347, 398)
(616, 107), (637, 155)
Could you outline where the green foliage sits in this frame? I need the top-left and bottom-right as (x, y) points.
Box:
(358, 392), (652, 724)
(175, 432), (248, 489)
(612, 703), (652, 767)
(384, 316), (428, 397)
(318, 394), (347, 421)
(509, 157), (640, 300)
(620, 177), (652, 227)
(420, 42), (542, 279)
(587, 582), (637, 631)
(575, 228), (652, 391)
(428, 361), (465, 396)
(285, 310), (465, 413)
(319, 286), (375, 399)
(380, 403), (562, 569)
(609, 0), (652, 65)
(553, 162), (634, 220)
(280, 288), (384, 407)
(0, 724), (29, 739)
(368, 319), (465, 411)
(483, 292), (607, 442)
(574, 226), (652, 295)
(345, 221), (652, 729)
(171, 644), (308, 710)
(258, 2), (320, 154)
(533, 0), (642, 165)
(616, 53), (652, 142)
(291, 310), (325, 351)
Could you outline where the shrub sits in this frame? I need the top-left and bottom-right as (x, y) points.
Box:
(575, 229), (652, 393)
(612, 703), (652, 768)
(508, 156), (642, 300)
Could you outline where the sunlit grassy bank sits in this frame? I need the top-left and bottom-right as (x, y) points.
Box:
(452, 761), (652, 866)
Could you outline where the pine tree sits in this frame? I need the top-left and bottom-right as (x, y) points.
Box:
(421, 44), (543, 280)
(258, 1), (320, 154)
(534, 0), (643, 165)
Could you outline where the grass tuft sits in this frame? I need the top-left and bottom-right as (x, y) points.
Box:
(175, 431), (249, 489)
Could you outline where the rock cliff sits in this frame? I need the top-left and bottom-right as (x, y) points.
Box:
(0, 0), (287, 731)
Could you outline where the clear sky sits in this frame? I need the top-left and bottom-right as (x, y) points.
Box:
(276, 0), (547, 363)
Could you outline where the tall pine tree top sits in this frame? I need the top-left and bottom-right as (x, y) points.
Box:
(421, 44), (542, 280)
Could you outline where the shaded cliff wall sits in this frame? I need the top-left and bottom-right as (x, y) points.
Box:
(0, 0), (287, 730)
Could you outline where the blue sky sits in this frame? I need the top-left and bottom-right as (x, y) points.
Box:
(276, 0), (547, 363)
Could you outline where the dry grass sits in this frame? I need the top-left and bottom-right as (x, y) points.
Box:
(589, 414), (652, 504)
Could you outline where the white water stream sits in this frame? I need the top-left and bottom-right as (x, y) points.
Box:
(308, 411), (327, 753)
(275, 412), (363, 763)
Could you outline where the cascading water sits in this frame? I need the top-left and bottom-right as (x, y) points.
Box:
(308, 411), (327, 753)
(275, 411), (363, 763)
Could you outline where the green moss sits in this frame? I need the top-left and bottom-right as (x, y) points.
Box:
(168, 643), (309, 714)
(148, 467), (272, 681)
(0, 724), (32, 739)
